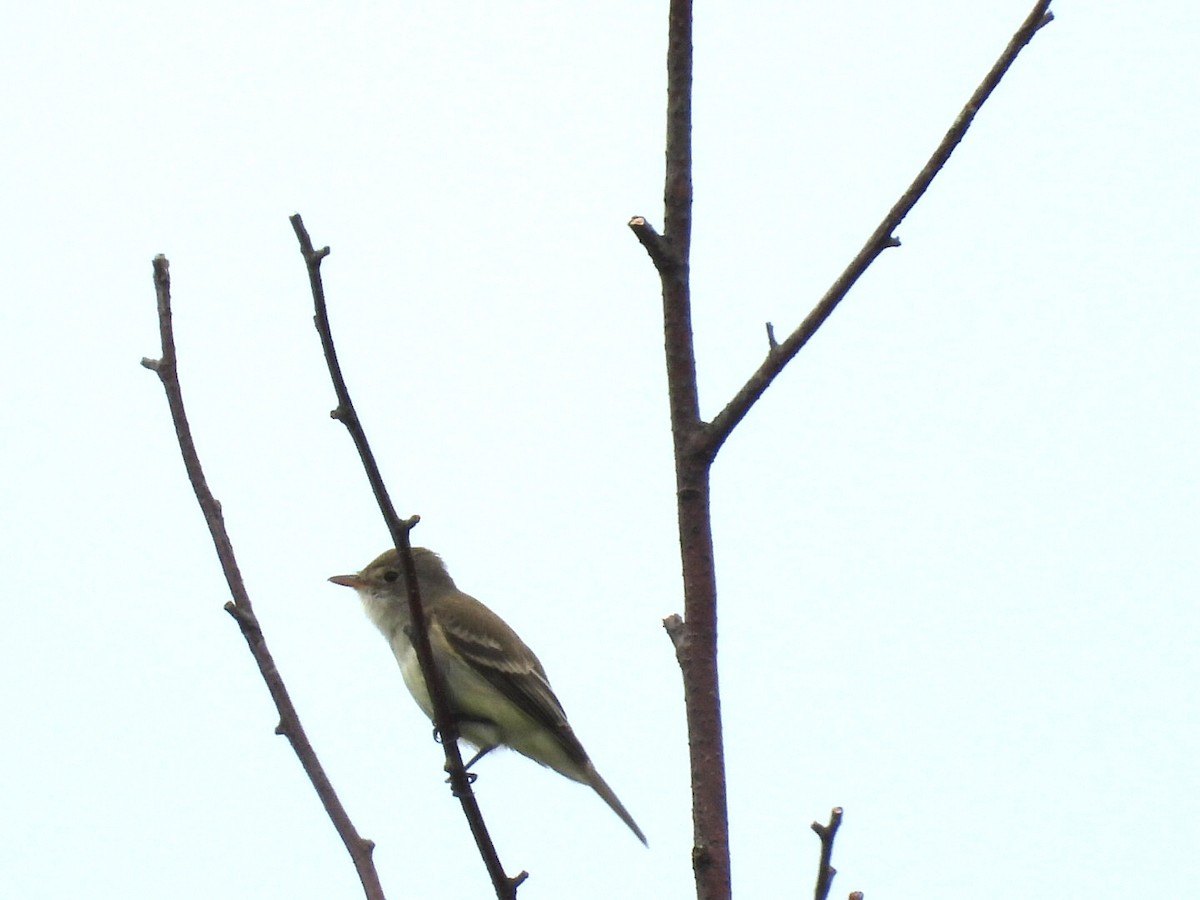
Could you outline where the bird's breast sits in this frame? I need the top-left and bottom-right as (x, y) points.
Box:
(393, 640), (436, 719)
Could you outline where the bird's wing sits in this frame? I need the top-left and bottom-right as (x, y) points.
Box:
(434, 593), (589, 767)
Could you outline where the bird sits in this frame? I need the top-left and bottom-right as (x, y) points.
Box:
(329, 546), (647, 845)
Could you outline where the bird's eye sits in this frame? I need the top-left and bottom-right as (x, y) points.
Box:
(383, 570), (400, 583)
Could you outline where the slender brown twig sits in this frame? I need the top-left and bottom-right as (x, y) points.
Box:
(811, 808), (847, 900)
(141, 255), (386, 900)
(289, 215), (526, 900)
(704, 1), (1055, 458)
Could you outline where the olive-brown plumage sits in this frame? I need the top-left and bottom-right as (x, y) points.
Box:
(330, 547), (646, 845)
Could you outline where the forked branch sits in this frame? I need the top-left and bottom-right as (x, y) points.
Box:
(812, 807), (854, 900)
(628, 4), (1055, 900)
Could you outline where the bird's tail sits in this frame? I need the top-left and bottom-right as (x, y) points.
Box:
(583, 762), (648, 846)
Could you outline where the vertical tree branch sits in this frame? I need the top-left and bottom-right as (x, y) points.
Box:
(141, 255), (386, 900)
(632, 0), (732, 897)
(663, 0), (693, 264)
(289, 216), (526, 900)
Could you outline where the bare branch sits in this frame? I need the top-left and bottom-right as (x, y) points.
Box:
(289, 216), (526, 899)
(141, 255), (386, 900)
(705, 0), (1055, 458)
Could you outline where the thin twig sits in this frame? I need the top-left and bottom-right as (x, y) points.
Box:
(704, 0), (1055, 458)
(288, 216), (526, 899)
(140, 255), (386, 900)
(811, 807), (845, 900)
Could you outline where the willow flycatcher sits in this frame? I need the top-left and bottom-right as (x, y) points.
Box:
(329, 547), (647, 845)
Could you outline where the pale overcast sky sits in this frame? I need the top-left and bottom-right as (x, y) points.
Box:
(2, 2), (1197, 898)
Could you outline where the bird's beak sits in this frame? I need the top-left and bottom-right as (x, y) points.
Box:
(328, 574), (363, 589)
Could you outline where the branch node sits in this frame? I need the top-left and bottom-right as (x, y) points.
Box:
(812, 807), (846, 900)
(447, 769), (475, 799)
(140, 357), (161, 371)
(885, 235), (901, 249)
(224, 601), (254, 628)
(663, 613), (686, 652)
(765, 322), (778, 350)
(628, 216), (676, 274)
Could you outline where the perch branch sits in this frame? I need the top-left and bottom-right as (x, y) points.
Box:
(289, 215), (526, 899)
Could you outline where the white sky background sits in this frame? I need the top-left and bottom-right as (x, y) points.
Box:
(2, 1), (1196, 897)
